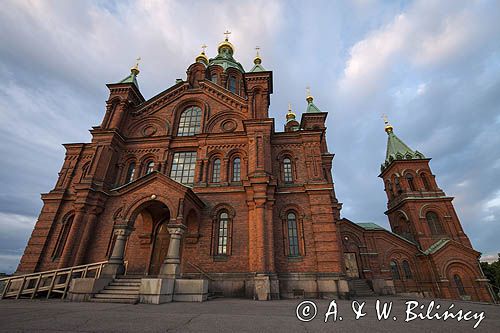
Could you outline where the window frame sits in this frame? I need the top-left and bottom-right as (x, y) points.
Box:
(177, 106), (202, 137)
(51, 215), (74, 260)
(145, 160), (155, 175)
(283, 157), (293, 183)
(170, 151), (197, 186)
(211, 158), (221, 183)
(282, 209), (305, 258)
(390, 260), (401, 280)
(406, 173), (416, 191)
(425, 211), (445, 235)
(211, 207), (234, 258)
(125, 161), (136, 184)
(232, 157), (241, 182)
(402, 260), (413, 279)
(454, 274), (466, 296)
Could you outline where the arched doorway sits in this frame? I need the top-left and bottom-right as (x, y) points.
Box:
(123, 201), (170, 275)
(149, 221), (170, 275)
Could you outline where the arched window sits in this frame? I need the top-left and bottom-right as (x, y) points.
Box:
(390, 260), (400, 280)
(426, 211), (444, 235)
(406, 173), (416, 191)
(80, 162), (90, 182)
(211, 73), (218, 84)
(177, 106), (201, 136)
(454, 274), (466, 296)
(283, 158), (293, 183)
(145, 161), (155, 175)
(394, 176), (402, 194)
(386, 180), (394, 198)
(170, 151), (197, 186)
(287, 212), (299, 256)
(228, 76), (236, 93)
(212, 158), (221, 183)
(232, 157), (241, 182)
(421, 173), (431, 191)
(126, 162), (136, 183)
(52, 215), (74, 259)
(215, 211), (231, 255)
(402, 260), (413, 279)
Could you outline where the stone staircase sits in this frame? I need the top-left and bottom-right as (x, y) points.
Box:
(90, 276), (141, 304)
(349, 279), (377, 298)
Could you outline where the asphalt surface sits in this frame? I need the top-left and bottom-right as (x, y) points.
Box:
(0, 297), (498, 332)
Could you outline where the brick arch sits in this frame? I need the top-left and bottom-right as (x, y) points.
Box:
(124, 196), (176, 227)
(210, 203), (236, 219)
(443, 260), (480, 299)
(441, 258), (478, 279)
(205, 111), (244, 133)
(171, 98), (210, 135)
(418, 204), (448, 219)
(279, 203), (305, 220)
(384, 248), (415, 265)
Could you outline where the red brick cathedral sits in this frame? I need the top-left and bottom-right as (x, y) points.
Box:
(17, 36), (493, 302)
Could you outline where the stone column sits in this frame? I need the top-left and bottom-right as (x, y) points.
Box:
(101, 224), (133, 277)
(159, 225), (186, 278)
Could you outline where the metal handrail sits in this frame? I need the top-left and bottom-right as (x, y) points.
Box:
(186, 261), (214, 281)
(0, 261), (108, 300)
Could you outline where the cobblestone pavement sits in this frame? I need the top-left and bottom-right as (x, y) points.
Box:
(0, 297), (498, 332)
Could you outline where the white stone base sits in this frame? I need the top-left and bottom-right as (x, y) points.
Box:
(173, 279), (208, 302)
(139, 278), (208, 304)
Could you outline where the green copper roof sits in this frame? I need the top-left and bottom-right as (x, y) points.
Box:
(305, 98), (322, 113)
(357, 222), (385, 230)
(250, 63), (266, 72)
(119, 69), (139, 89)
(381, 128), (425, 171)
(424, 239), (450, 255)
(208, 44), (245, 73)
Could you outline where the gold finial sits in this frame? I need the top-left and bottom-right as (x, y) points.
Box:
(254, 46), (262, 64)
(286, 102), (296, 122)
(196, 44), (209, 64)
(382, 114), (393, 133)
(131, 57), (141, 75)
(224, 30), (231, 41)
(306, 86), (313, 103)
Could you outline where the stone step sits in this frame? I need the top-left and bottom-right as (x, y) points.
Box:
(89, 297), (138, 304)
(100, 289), (139, 295)
(114, 279), (143, 283)
(93, 293), (138, 299)
(109, 282), (141, 287)
(105, 285), (140, 291)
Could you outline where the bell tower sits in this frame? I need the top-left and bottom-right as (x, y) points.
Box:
(378, 118), (472, 251)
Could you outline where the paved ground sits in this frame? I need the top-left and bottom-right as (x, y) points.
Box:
(0, 297), (498, 332)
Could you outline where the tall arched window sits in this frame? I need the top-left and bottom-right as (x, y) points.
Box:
(211, 73), (218, 84)
(421, 173), (431, 191)
(402, 260), (413, 279)
(390, 260), (400, 280)
(283, 158), (293, 183)
(406, 173), (416, 191)
(216, 211), (230, 255)
(126, 162), (136, 183)
(232, 157), (241, 182)
(394, 176), (402, 194)
(212, 158), (221, 183)
(386, 180), (394, 198)
(426, 211), (444, 235)
(454, 274), (466, 296)
(145, 161), (155, 175)
(52, 215), (74, 259)
(177, 106), (201, 136)
(228, 76), (236, 93)
(287, 212), (300, 256)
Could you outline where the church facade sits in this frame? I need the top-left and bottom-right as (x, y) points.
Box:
(16, 36), (493, 302)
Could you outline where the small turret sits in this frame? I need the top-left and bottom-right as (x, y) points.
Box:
(250, 46), (266, 72)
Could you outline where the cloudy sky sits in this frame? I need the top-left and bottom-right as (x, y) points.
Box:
(0, 0), (499, 273)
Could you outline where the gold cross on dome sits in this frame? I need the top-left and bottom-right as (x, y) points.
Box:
(382, 113), (389, 124)
(224, 30), (231, 40)
(288, 102), (292, 111)
(132, 57), (141, 70)
(201, 44), (207, 53)
(255, 46), (260, 56)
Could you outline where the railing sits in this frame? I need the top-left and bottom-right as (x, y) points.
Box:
(0, 261), (108, 300)
(186, 261), (214, 281)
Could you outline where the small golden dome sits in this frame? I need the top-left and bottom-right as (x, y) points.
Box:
(383, 114), (393, 133)
(131, 57), (141, 75)
(286, 103), (296, 121)
(195, 52), (209, 65)
(218, 38), (234, 53)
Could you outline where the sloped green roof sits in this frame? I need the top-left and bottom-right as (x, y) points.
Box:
(250, 63), (266, 72)
(357, 222), (385, 230)
(305, 98), (322, 113)
(381, 128), (425, 172)
(119, 69), (139, 89)
(424, 239), (450, 255)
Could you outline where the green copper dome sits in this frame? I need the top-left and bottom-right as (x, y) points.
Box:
(208, 38), (245, 73)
